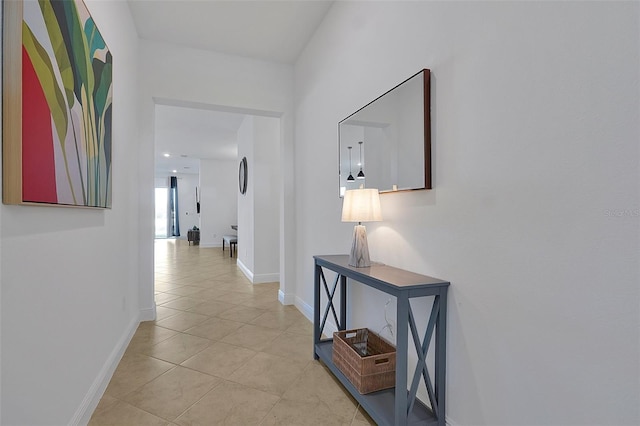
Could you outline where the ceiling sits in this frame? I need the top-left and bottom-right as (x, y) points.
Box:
(128, 0), (333, 64)
(128, 0), (334, 176)
(154, 104), (247, 175)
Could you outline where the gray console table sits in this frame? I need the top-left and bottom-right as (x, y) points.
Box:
(313, 255), (450, 426)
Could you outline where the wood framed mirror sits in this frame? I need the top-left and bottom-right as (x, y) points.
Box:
(339, 69), (431, 196)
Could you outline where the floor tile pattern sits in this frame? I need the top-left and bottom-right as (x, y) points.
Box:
(89, 239), (375, 425)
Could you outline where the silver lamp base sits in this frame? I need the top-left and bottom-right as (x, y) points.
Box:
(349, 224), (371, 268)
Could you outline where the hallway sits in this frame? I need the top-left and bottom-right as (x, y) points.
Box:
(89, 239), (374, 425)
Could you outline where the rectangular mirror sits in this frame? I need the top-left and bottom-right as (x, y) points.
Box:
(339, 69), (431, 196)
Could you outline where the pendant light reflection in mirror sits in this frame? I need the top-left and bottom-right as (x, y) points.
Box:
(347, 146), (355, 182)
(357, 141), (365, 179)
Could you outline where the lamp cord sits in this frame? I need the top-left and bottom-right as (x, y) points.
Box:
(378, 298), (395, 339)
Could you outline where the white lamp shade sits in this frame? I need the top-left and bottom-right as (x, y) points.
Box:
(341, 188), (382, 223)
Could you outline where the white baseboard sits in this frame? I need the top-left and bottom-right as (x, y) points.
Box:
(139, 305), (156, 322)
(253, 272), (279, 284)
(72, 314), (140, 425)
(295, 295), (313, 321)
(237, 259), (253, 281)
(278, 289), (295, 305)
(199, 243), (222, 248)
(295, 295), (337, 336)
(446, 417), (460, 426)
(236, 259), (278, 284)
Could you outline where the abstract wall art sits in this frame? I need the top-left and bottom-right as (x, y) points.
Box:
(3, 0), (113, 208)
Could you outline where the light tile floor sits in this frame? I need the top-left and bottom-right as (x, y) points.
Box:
(89, 239), (375, 425)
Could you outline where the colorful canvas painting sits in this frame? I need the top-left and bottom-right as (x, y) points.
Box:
(3, 0), (112, 208)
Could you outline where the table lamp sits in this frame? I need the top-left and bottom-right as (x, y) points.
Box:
(341, 188), (382, 267)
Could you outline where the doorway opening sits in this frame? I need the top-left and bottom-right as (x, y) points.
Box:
(152, 100), (282, 284)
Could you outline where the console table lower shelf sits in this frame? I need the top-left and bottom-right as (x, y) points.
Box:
(315, 341), (437, 426)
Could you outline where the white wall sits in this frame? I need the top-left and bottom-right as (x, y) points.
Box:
(238, 117), (255, 271)
(253, 116), (281, 281)
(138, 40), (296, 317)
(293, 2), (639, 425)
(199, 159), (237, 247)
(0, 2), (141, 424)
(237, 116), (281, 282)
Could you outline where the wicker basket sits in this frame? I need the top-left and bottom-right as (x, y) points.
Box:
(333, 328), (396, 394)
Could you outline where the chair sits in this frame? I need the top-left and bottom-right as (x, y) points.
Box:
(222, 235), (237, 258)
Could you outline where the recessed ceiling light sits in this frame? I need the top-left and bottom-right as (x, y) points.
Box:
(172, 170), (177, 173)
(163, 153), (170, 157)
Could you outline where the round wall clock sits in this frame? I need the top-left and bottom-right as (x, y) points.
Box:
(239, 157), (248, 194)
